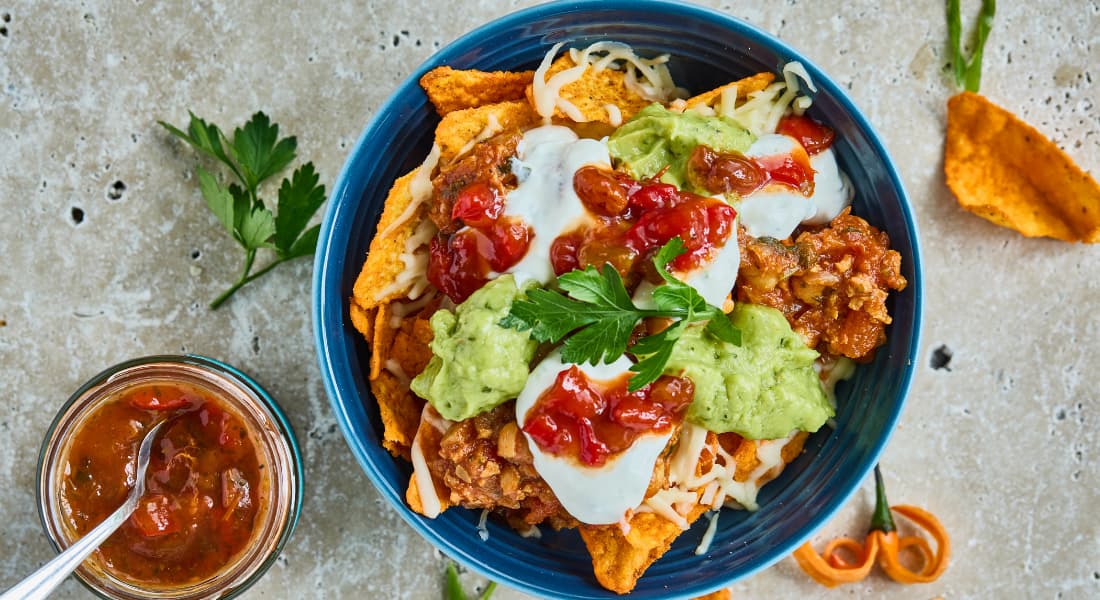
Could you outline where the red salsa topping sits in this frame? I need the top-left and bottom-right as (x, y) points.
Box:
(776, 114), (836, 156)
(428, 181), (532, 303)
(555, 165), (738, 280)
(60, 382), (263, 586)
(522, 366), (694, 467)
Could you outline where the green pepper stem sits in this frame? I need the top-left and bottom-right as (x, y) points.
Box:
(869, 464), (897, 534)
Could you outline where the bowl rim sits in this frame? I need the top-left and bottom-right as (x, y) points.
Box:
(313, 0), (923, 596)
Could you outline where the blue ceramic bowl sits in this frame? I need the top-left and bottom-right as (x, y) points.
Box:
(314, 1), (922, 597)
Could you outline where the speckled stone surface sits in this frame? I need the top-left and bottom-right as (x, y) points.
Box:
(0, 1), (1096, 598)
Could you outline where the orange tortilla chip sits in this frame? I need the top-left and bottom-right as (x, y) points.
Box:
(352, 171), (423, 309)
(578, 431), (809, 592)
(369, 302), (396, 381)
(684, 72), (775, 108)
(390, 303), (438, 378)
(370, 369), (423, 458)
(420, 66), (534, 115)
(945, 91), (1100, 243)
(578, 499), (709, 594)
(348, 301), (375, 346)
(434, 100), (540, 164)
(527, 55), (654, 129)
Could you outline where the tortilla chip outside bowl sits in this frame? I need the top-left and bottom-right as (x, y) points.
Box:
(945, 91), (1100, 243)
(313, 2), (922, 598)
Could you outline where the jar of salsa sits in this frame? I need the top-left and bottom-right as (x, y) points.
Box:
(36, 355), (303, 599)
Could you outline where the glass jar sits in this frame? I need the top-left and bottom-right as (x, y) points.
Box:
(37, 355), (303, 599)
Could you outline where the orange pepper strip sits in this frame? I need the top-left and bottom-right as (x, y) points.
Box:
(792, 533), (879, 588)
(896, 534), (935, 569)
(793, 467), (950, 588)
(822, 536), (868, 569)
(878, 504), (951, 583)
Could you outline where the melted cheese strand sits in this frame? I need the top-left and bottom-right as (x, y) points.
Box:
(453, 114), (503, 160)
(373, 217), (437, 301)
(534, 41), (683, 124)
(388, 290), (437, 328)
(695, 510), (720, 555)
(410, 404), (444, 518)
(477, 509), (490, 541)
(383, 359), (409, 387)
(379, 144), (440, 240)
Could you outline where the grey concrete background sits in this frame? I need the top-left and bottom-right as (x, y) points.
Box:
(0, 0), (1096, 598)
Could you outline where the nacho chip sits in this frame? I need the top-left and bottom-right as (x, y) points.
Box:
(527, 54), (654, 130)
(420, 66), (534, 115)
(370, 302), (397, 381)
(684, 72), (775, 109)
(434, 100), (540, 164)
(723, 432), (809, 483)
(945, 91), (1100, 243)
(371, 368), (424, 458)
(579, 499), (710, 594)
(348, 301), (375, 346)
(390, 310), (436, 377)
(693, 591), (731, 600)
(352, 171), (423, 309)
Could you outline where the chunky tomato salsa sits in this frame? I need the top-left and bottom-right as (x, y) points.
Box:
(60, 381), (263, 586)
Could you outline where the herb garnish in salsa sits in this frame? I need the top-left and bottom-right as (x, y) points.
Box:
(60, 381), (263, 586)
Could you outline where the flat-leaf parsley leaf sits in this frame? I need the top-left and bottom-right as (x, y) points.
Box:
(160, 112), (327, 309)
(502, 237), (741, 391)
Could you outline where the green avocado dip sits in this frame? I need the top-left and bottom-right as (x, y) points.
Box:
(666, 303), (832, 439)
(607, 103), (755, 191)
(410, 275), (537, 421)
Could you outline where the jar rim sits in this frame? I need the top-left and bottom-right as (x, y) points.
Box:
(37, 354), (303, 600)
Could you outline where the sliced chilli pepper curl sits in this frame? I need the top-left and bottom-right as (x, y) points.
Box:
(792, 466), (950, 587)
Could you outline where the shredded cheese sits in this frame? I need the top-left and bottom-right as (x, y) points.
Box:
(640, 425), (801, 532)
(726, 61), (819, 136)
(532, 41), (684, 123)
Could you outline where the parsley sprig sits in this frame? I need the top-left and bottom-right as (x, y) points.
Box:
(948, 0), (996, 92)
(502, 238), (741, 391)
(160, 112), (326, 309)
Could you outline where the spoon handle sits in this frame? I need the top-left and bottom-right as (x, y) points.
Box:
(0, 496), (138, 600)
(1, 419), (165, 600)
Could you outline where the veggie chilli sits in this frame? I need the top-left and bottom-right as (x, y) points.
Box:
(60, 381), (263, 586)
(350, 40), (908, 593)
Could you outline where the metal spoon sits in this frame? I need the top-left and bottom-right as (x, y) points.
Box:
(1, 419), (169, 600)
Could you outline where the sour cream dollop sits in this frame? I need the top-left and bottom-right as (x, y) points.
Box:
(737, 134), (851, 240)
(504, 126), (610, 285)
(515, 351), (672, 525)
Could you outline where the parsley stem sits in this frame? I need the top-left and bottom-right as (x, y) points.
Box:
(210, 248), (256, 310)
(209, 251), (292, 310)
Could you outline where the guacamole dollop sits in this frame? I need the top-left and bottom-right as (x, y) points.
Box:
(667, 303), (833, 439)
(607, 103), (755, 191)
(410, 275), (537, 421)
